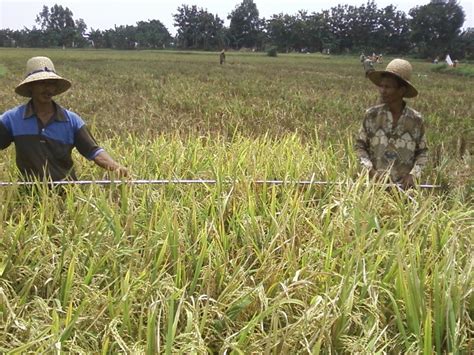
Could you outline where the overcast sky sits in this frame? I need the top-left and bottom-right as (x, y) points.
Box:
(1, 0), (473, 35)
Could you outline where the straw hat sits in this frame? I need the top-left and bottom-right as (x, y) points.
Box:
(368, 58), (418, 98)
(15, 56), (71, 97)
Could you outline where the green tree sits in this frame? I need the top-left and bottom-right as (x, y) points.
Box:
(327, 4), (352, 53)
(348, 1), (410, 54)
(102, 29), (116, 48)
(227, 0), (262, 49)
(450, 29), (474, 59)
(375, 5), (411, 54)
(289, 11), (311, 52)
(460, 30), (474, 59)
(265, 11), (332, 53)
(35, 4), (88, 47)
(307, 12), (336, 53)
(266, 13), (295, 52)
(87, 28), (104, 48)
(7, 30), (28, 48)
(0, 29), (15, 47)
(110, 25), (137, 49)
(73, 18), (88, 47)
(409, 0), (465, 58)
(136, 20), (171, 49)
(323, 1), (410, 54)
(25, 28), (52, 47)
(196, 11), (225, 50)
(174, 5), (199, 48)
(173, 5), (224, 50)
(350, 1), (380, 51)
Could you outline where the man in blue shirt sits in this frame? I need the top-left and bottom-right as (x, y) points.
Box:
(0, 56), (128, 181)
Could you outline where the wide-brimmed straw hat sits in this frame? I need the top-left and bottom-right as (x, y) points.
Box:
(368, 58), (418, 98)
(15, 56), (71, 97)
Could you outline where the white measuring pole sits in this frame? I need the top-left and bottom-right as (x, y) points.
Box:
(0, 179), (442, 189)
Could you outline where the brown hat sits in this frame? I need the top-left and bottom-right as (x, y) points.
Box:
(15, 56), (71, 97)
(368, 58), (418, 98)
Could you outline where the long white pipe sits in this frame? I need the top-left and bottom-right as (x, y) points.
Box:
(0, 179), (442, 189)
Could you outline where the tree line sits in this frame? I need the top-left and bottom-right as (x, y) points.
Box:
(0, 0), (473, 59)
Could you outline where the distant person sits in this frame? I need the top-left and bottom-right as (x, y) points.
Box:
(219, 49), (226, 65)
(433, 56), (439, 64)
(0, 56), (128, 181)
(363, 57), (375, 77)
(360, 52), (366, 62)
(355, 59), (428, 189)
(445, 54), (454, 66)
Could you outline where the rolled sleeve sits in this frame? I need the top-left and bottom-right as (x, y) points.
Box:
(89, 148), (104, 160)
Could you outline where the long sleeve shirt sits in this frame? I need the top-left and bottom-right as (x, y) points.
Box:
(355, 103), (428, 183)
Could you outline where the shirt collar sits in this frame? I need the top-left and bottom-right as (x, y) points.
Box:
(382, 100), (407, 114)
(23, 100), (67, 122)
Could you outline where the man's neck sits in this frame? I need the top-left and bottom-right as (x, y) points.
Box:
(387, 100), (404, 114)
(32, 99), (55, 124)
(387, 100), (405, 125)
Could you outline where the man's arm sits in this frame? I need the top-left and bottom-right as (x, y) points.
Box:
(93, 151), (129, 177)
(409, 125), (428, 178)
(401, 123), (428, 190)
(354, 119), (373, 171)
(0, 116), (13, 150)
(74, 124), (129, 177)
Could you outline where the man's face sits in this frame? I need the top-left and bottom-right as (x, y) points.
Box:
(29, 80), (58, 104)
(378, 76), (406, 105)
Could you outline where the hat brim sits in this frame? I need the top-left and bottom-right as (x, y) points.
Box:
(368, 70), (418, 98)
(15, 72), (71, 97)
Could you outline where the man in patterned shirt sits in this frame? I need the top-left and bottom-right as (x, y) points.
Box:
(363, 57), (375, 77)
(355, 58), (428, 189)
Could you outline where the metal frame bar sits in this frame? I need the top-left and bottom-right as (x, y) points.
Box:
(0, 179), (442, 189)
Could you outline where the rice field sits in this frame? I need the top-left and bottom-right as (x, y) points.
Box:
(0, 48), (472, 353)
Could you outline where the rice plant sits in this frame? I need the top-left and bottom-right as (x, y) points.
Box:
(0, 49), (472, 353)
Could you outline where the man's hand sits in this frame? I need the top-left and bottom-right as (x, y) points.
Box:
(369, 168), (384, 181)
(399, 174), (415, 190)
(113, 165), (129, 178)
(94, 151), (129, 179)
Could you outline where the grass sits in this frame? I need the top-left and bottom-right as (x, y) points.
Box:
(431, 63), (474, 77)
(0, 48), (472, 353)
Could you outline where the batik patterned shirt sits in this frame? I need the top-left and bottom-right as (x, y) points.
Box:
(355, 103), (428, 182)
(363, 59), (374, 73)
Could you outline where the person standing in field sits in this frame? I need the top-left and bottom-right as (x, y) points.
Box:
(0, 56), (128, 181)
(219, 49), (226, 65)
(355, 58), (428, 189)
(363, 57), (375, 77)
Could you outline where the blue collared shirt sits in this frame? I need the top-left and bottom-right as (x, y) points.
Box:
(0, 100), (103, 180)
